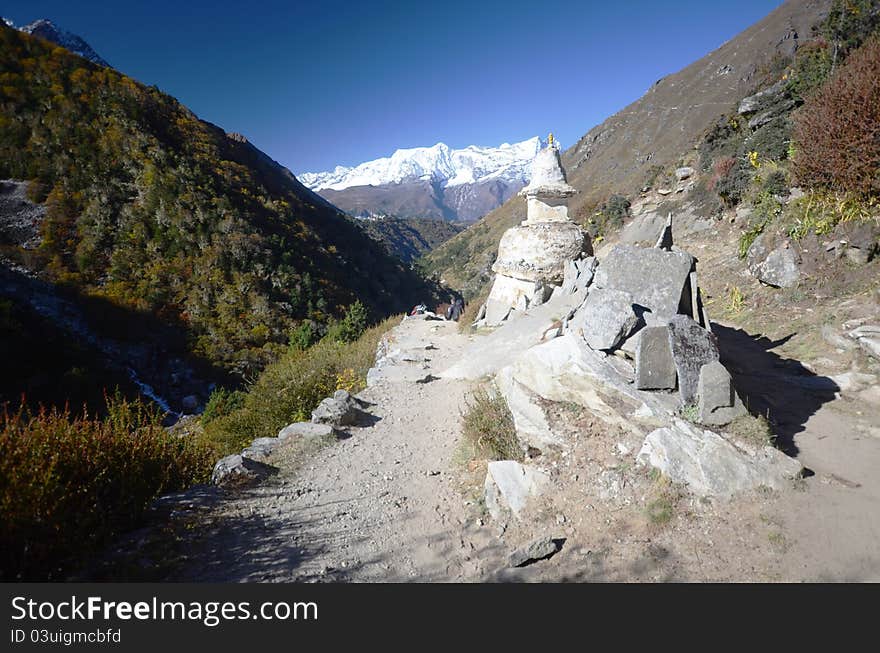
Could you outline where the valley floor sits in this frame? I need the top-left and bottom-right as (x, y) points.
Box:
(94, 311), (880, 582)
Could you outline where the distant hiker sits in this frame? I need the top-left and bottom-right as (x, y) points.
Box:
(450, 297), (464, 321)
(410, 303), (427, 316)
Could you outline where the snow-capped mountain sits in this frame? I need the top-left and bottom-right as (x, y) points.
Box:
(300, 137), (550, 222)
(301, 137), (544, 191)
(4, 18), (109, 67)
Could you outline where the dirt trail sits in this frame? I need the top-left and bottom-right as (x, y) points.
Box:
(155, 312), (880, 582)
(173, 318), (505, 582)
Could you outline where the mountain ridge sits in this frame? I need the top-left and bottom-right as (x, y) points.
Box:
(3, 17), (110, 67)
(301, 137), (549, 222)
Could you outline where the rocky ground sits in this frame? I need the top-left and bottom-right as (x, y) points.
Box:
(89, 292), (880, 582)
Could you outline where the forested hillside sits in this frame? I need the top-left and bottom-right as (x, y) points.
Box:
(0, 25), (438, 379)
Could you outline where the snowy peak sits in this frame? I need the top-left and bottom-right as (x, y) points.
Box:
(8, 18), (109, 67)
(300, 136), (547, 192)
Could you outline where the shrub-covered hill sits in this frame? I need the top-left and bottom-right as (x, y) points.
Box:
(0, 24), (439, 378)
(359, 216), (463, 263)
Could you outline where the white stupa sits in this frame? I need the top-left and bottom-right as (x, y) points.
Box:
(483, 135), (590, 325)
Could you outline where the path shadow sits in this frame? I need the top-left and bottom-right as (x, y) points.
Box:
(713, 324), (840, 457)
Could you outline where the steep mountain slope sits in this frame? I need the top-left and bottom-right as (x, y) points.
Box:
(301, 138), (545, 222)
(359, 216), (463, 263)
(5, 18), (109, 66)
(0, 24), (439, 387)
(423, 0), (833, 295)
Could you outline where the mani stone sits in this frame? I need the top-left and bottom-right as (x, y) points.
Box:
(635, 326), (677, 390)
(577, 288), (638, 351)
(697, 361), (747, 426)
(667, 314), (720, 405)
(593, 244), (693, 320)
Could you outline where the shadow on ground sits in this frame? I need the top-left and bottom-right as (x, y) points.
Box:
(714, 324), (839, 457)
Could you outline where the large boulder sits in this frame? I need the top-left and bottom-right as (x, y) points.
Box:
(278, 421), (336, 440)
(575, 287), (638, 351)
(484, 461), (550, 521)
(697, 361), (746, 426)
(748, 236), (800, 288)
(241, 437), (282, 460)
(635, 325), (677, 390)
(593, 244), (693, 320)
(484, 274), (535, 325)
(667, 315), (720, 405)
(637, 419), (802, 498)
(211, 454), (275, 487)
(311, 390), (363, 427)
(495, 366), (561, 452)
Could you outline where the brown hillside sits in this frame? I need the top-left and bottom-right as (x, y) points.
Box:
(424, 0), (832, 296)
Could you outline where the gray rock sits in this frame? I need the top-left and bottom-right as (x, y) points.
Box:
(474, 302), (487, 323)
(749, 239), (800, 288)
(576, 287), (638, 351)
(845, 246), (872, 265)
(211, 454), (274, 487)
(675, 167), (694, 181)
(508, 537), (561, 567)
(697, 361), (746, 426)
(594, 244), (694, 320)
(859, 336), (880, 361)
(667, 315), (720, 405)
(637, 419), (803, 498)
(241, 436), (282, 459)
(496, 366), (561, 452)
(278, 421), (335, 440)
(619, 211), (667, 246)
(484, 461), (549, 521)
(635, 326), (677, 390)
(560, 257), (597, 295)
(530, 282), (554, 308)
(311, 389), (362, 427)
(484, 298), (512, 325)
(821, 325), (854, 351)
(654, 215), (674, 250)
(738, 79), (786, 114)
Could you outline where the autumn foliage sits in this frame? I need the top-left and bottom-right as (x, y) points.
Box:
(792, 37), (880, 198)
(0, 394), (213, 579)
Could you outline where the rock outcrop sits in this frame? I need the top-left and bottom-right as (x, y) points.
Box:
(637, 419), (802, 498)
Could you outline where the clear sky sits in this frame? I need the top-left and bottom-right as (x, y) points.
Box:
(4, 0), (785, 173)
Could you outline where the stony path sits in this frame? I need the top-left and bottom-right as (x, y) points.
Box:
(162, 312), (880, 582)
(176, 318), (503, 582)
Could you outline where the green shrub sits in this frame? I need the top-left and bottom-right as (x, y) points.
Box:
(337, 300), (369, 343)
(737, 192), (782, 258)
(203, 315), (399, 454)
(699, 115), (746, 171)
(748, 116), (793, 162)
(287, 320), (320, 352)
(822, 0), (880, 59)
(787, 39), (834, 100)
(712, 157), (753, 207)
(461, 387), (522, 461)
(201, 387), (246, 424)
(0, 393), (213, 580)
(588, 194), (631, 237)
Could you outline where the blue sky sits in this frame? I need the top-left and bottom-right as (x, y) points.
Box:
(4, 0), (785, 173)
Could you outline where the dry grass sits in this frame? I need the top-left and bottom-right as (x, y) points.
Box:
(460, 386), (522, 462)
